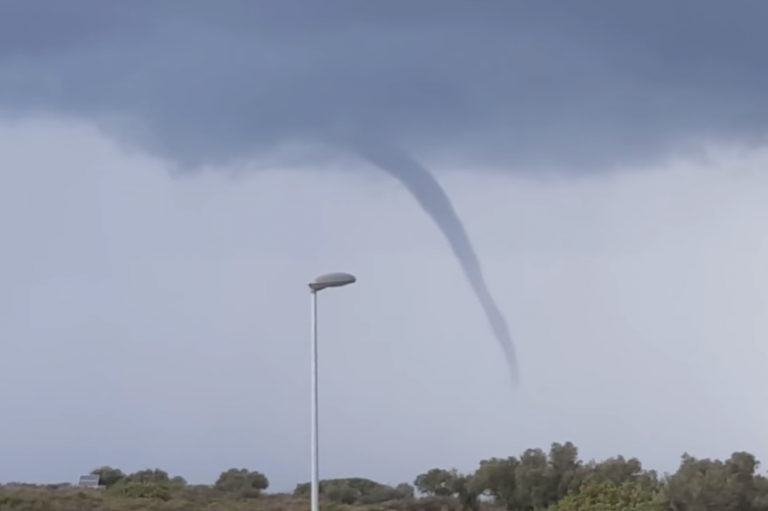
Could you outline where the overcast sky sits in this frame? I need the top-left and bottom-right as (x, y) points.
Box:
(1, 1), (768, 490)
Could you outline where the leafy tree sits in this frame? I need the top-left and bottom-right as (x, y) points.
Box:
(170, 475), (187, 488)
(553, 481), (662, 511)
(661, 452), (768, 511)
(394, 482), (416, 499)
(450, 473), (481, 511)
(547, 442), (585, 503)
(583, 455), (658, 492)
(294, 478), (412, 505)
(359, 482), (417, 504)
(414, 468), (460, 497)
(413, 469), (478, 510)
(472, 456), (519, 506)
(125, 468), (171, 484)
(90, 466), (125, 488)
(214, 468), (269, 497)
(515, 448), (551, 510)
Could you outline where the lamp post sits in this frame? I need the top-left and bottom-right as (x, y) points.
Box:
(308, 272), (357, 511)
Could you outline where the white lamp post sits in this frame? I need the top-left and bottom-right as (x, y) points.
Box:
(308, 272), (357, 511)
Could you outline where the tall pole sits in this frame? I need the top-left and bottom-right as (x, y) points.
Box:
(310, 290), (319, 511)
(307, 272), (355, 511)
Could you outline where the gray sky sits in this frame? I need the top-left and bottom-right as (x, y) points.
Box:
(1, 0), (768, 490)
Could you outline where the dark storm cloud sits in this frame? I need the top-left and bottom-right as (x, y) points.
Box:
(1, 0), (767, 173)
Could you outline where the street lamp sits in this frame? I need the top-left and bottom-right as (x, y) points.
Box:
(308, 272), (357, 511)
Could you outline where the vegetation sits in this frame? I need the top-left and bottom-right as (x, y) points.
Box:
(3, 442), (768, 511)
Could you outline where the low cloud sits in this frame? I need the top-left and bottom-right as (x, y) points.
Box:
(1, 1), (766, 173)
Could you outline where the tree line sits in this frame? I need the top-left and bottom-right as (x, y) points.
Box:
(88, 466), (270, 500)
(2, 442), (768, 511)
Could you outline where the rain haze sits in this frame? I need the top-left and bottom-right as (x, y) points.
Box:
(1, 0), (768, 490)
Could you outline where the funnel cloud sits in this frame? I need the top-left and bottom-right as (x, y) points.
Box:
(356, 143), (518, 384)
